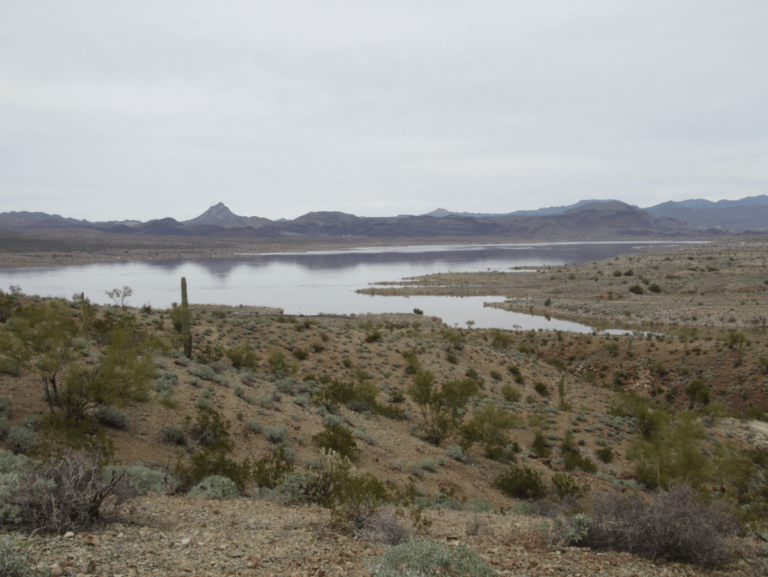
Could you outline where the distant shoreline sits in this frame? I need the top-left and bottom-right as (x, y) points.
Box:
(0, 227), (723, 268)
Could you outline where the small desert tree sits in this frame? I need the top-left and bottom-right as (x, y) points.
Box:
(627, 411), (709, 491)
(0, 301), (154, 421)
(0, 301), (78, 413)
(105, 286), (133, 307)
(58, 328), (155, 420)
(460, 403), (521, 459)
(727, 332), (746, 364)
(408, 370), (477, 445)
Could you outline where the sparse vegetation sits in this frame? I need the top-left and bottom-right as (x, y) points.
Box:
(0, 258), (767, 573)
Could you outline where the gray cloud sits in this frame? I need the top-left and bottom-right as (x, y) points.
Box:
(2, 0), (767, 221)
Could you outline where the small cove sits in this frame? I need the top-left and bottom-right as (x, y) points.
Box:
(0, 241), (697, 332)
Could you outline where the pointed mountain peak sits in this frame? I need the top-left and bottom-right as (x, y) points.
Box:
(423, 208), (454, 218)
(185, 203), (244, 226)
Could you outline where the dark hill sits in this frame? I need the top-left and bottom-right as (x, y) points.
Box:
(184, 202), (272, 229)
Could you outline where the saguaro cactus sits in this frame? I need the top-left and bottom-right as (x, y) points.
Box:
(181, 277), (192, 358)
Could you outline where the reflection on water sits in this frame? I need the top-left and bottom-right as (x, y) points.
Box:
(0, 241), (695, 332)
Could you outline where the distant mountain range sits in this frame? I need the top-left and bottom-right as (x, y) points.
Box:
(2, 195), (766, 240)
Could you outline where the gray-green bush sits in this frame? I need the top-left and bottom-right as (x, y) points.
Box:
(0, 537), (47, 577)
(103, 463), (176, 495)
(265, 425), (288, 444)
(0, 452), (136, 532)
(190, 475), (239, 500)
(6, 428), (36, 455)
(446, 445), (469, 463)
(93, 405), (131, 430)
(368, 539), (496, 577)
(191, 365), (216, 381)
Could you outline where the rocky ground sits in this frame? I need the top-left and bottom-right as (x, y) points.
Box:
(11, 495), (767, 577)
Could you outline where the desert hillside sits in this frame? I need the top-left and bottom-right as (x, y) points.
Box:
(2, 262), (768, 575)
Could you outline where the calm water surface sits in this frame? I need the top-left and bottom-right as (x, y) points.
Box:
(0, 242), (694, 332)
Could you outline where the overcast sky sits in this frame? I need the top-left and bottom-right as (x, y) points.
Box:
(2, 1), (767, 222)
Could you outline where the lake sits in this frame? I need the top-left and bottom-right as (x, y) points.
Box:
(0, 241), (693, 332)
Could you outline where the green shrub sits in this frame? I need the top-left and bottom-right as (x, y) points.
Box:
(604, 342), (620, 356)
(500, 384), (521, 402)
(252, 448), (294, 489)
(628, 411), (709, 490)
(552, 472), (590, 500)
(6, 428), (36, 455)
(563, 452), (597, 472)
(365, 331), (383, 343)
(493, 464), (546, 500)
(224, 342), (259, 370)
(368, 539), (496, 577)
(93, 406), (131, 430)
(490, 330), (512, 349)
(402, 350), (420, 375)
(596, 446), (614, 464)
(534, 382), (549, 397)
(177, 450), (251, 493)
(293, 348), (308, 360)
(546, 357), (567, 370)
(408, 372), (477, 446)
(160, 426), (186, 446)
(267, 346), (297, 377)
(190, 475), (239, 500)
(651, 361), (667, 376)
(330, 471), (390, 530)
(313, 424), (358, 461)
(460, 404), (521, 460)
(685, 380), (710, 404)
(0, 357), (20, 377)
(562, 433), (597, 473)
(0, 537), (47, 577)
(531, 430), (551, 458)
